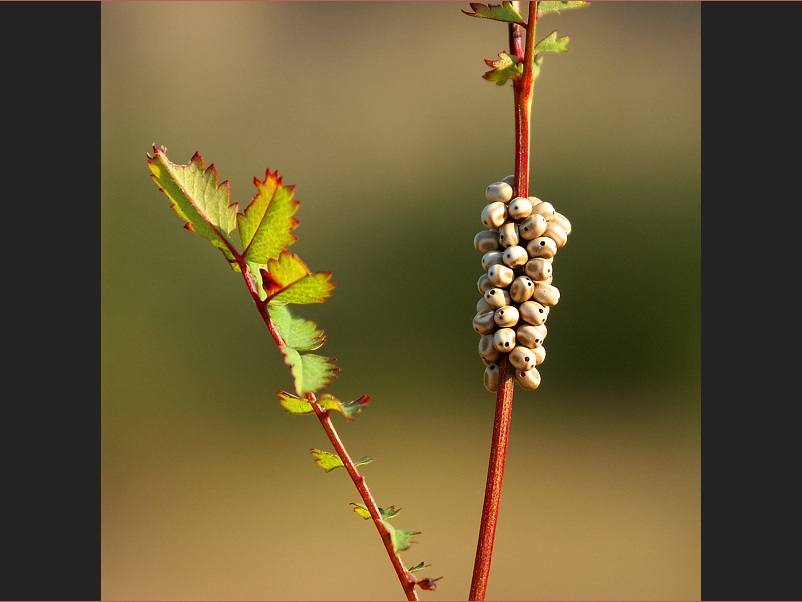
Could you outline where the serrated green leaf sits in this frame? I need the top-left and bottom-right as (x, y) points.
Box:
(462, 1), (525, 24)
(310, 449), (372, 473)
(261, 250), (334, 304)
(382, 520), (420, 553)
(537, 1), (590, 17)
(147, 146), (239, 263)
(237, 169), (299, 264)
(535, 31), (571, 53)
(268, 304), (326, 351)
(279, 348), (339, 395)
(482, 52), (524, 86)
(271, 272), (334, 304)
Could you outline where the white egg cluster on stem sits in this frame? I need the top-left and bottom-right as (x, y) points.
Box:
(473, 175), (571, 392)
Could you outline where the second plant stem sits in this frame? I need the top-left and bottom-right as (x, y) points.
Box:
(308, 393), (420, 601)
(469, 3), (538, 600)
(242, 267), (419, 601)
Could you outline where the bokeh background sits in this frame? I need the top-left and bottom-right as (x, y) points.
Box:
(101, 2), (700, 600)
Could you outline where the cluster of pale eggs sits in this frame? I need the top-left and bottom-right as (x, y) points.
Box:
(473, 175), (572, 392)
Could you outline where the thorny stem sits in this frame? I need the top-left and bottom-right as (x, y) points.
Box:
(241, 264), (419, 601)
(469, 3), (539, 600)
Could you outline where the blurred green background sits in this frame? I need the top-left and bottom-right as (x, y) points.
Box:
(101, 2), (700, 600)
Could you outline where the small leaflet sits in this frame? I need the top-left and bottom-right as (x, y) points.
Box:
(277, 391), (370, 420)
(350, 503), (401, 521)
(350, 507), (420, 552)
(261, 250), (334, 305)
(311, 449), (344, 472)
(379, 505), (401, 520)
(310, 449), (373, 473)
(537, 1), (590, 17)
(277, 391), (315, 415)
(535, 31), (571, 53)
(279, 348), (339, 395)
(407, 561), (431, 573)
(350, 502), (372, 520)
(462, 1), (525, 24)
(268, 304), (326, 351)
(482, 52), (524, 86)
(406, 562), (441, 592)
(382, 520), (420, 553)
(337, 395), (371, 420)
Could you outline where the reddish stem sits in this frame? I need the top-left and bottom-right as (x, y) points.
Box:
(308, 394), (419, 601)
(469, 3), (538, 600)
(468, 357), (515, 601)
(510, 10), (529, 197)
(240, 260), (419, 601)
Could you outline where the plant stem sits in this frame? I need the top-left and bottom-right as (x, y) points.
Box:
(469, 356), (515, 601)
(308, 393), (420, 601)
(469, 3), (538, 600)
(241, 265), (419, 601)
(513, 2), (538, 199)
